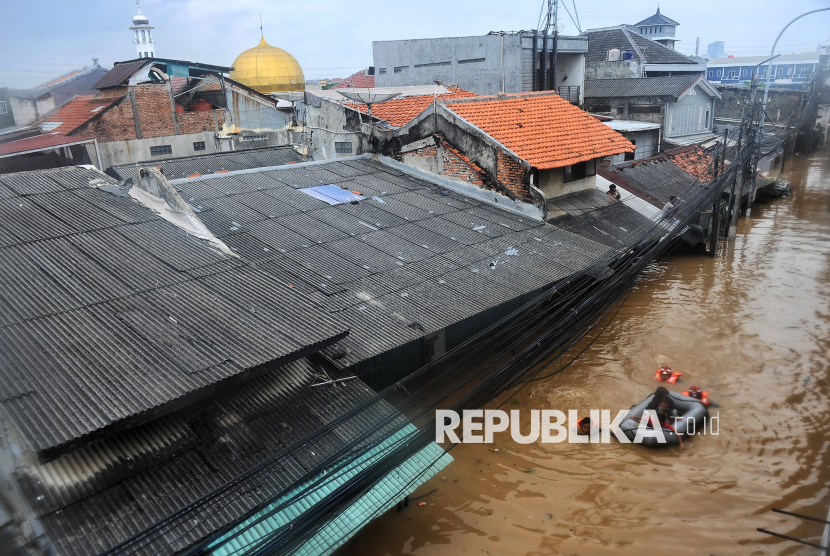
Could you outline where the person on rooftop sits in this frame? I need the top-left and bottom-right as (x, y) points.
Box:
(607, 183), (622, 200)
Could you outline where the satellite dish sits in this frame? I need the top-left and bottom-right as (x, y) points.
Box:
(336, 89), (402, 104)
(337, 88), (402, 135)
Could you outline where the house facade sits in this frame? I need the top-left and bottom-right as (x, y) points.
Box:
(363, 91), (633, 206)
(706, 53), (819, 89)
(585, 75), (722, 150)
(35, 59), (300, 170)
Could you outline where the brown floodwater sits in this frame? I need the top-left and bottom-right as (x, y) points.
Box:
(338, 146), (830, 556)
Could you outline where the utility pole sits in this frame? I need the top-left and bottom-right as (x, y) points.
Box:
(695, 37), (699, 57)
(709, 128), (728, 257)
(542, 0), (558, 92)
(727, 107), (744, 240)
(746, 54), (779, 219)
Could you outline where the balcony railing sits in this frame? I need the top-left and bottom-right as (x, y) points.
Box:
(558, 86), (580, 104)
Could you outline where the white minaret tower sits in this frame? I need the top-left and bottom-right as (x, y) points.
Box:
(129, 1), (156, 59)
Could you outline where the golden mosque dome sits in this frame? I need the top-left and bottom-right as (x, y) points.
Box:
(230, 36), (305, 93)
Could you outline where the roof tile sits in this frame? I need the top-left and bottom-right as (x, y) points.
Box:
(445, 92), (634, 170)
(347, 87), (477, 127)
(36, 96), (121, 136)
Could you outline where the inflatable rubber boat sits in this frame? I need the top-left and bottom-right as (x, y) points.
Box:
(619, 391), (708, 447)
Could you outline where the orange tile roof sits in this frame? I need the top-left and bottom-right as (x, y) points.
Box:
(444, 92), (634, 170)
(334, 70), (375, 89)
(37, 95), (121, 136)
(347, 88), (478, 128)
(665, 145), (720, 180)
(38, 70), (83, 88)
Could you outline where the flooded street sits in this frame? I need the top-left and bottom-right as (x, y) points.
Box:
(339, 147), (830, 556)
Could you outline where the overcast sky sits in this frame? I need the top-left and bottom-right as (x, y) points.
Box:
(1, 0), (828, 88)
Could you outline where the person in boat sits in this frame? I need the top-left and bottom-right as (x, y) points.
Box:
(658, 396), (680, 419)
(607, 184), (621, 200)
(645, 387), (670, 411)
(627, 410), (685, 450)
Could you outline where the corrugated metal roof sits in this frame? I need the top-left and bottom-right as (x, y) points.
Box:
(12, 357), (426, 556)
(209, 424), (453, 556)
(585, 75), (703, 99)
(90, 61), (150, 89)
(0, 166), (349, 457)
(0, 134), (96, 156)
(106, 146), (308, 181)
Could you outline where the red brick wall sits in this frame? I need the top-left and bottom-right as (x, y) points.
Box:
(74, 84), (224, 141)
(178, 110), (224, 134)
(496, 151), (529, 200)
(77, 96), (138, 141)
(440, 143), (486, 188)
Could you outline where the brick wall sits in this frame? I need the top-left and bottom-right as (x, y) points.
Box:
(438, 141), (486, 188)
(496, 151), (529, 200)
(74, 83), (224, 141)
(78, 96), (138, 141)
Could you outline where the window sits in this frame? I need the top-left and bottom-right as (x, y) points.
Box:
(709, 70), (714, 78)
(777, 67), (784, 76)
(800, 67), (810, 76)
(743, 69), (748, 76)
(193, 141), (206, 151)
(624, 140), (636, 161)
(716, 70), (721, 77)
(378, 68), (387, 75)
(141, 30), (146, 42)
(334, 142), (353, 154)
(728, 71), (736, 79)
(393, 66), (407, 73)
(563, 160), (596, 183)
(241, 134), (267, 141)
(786, 67), (792, 75)
(705, 110), (711, 128)
(150, 145), (172, 156)
(458, 58), (485, 64)
(0, 101), (7, 115)
(144, 52), (149, 58)
(414, 61), (451, 68)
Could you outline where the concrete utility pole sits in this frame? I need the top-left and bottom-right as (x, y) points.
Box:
(746, 54), (779, 219)
(541, 0), (558, 93)
(709, 128), (728, 257)
(727, 108), (744, 241)
(759, 7), (830, 131)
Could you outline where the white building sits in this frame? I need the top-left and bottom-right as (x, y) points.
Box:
(130, 3), (156, 59)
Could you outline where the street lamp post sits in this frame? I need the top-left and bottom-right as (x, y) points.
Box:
(759, 7), (830, 132)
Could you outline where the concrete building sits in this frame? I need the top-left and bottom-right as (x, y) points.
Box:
(706, 53), (819, 90)
(582, 26), (704, 80)
(708, 41), (726, 60)
(633, 8), (680, 50)
(130, 3), (156, 59)
(584, 75), (722, 149)
(34, 58), (302, 169)
(0, 63), (110, 127)
(373, 32), (588, 102)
